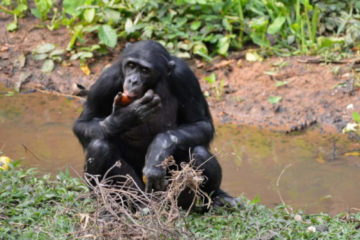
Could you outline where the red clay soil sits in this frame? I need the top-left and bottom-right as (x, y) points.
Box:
(1, 14), (359, 133)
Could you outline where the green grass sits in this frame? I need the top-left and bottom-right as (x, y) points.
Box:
(187, 202), (360, 239)
(0, 166), (94, 240)
(1, 165), (359, 239)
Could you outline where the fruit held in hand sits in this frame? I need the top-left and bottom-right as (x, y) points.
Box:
(114, 92), (132, 106)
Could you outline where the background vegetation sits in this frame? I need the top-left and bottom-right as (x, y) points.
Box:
(1, 0), (360, 61)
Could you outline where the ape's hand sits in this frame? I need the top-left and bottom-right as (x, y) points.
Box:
(143, 165), (167, 192)
(143, 133), (177, 192)
(112, 89), (161, 124)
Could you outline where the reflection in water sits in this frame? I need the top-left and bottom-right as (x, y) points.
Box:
(213, 123), (360, 215)
(0, 85), (359, 215)
(0, 87), (84, 176)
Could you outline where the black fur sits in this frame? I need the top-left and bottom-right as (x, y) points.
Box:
(73, 40), (236, 209)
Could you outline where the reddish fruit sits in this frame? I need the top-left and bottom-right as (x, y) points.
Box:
(114, 92), (133, 106)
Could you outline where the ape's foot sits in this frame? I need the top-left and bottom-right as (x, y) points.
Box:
(212, 189), (243, 209)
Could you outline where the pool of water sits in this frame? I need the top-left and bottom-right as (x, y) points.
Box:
(213, 124), (360, 215)
(0, 85), (359, 215)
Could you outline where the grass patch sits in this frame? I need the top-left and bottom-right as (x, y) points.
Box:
(0, 166), (93, 240)
(1, 163), (359, 239)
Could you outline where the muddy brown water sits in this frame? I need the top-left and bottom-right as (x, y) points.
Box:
(0, 85), (359, 215)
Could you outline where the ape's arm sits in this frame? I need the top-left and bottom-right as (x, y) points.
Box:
(143, 57), (214, 191)
(72, 68), (120, 148)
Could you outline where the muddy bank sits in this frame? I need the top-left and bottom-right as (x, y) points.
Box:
(1, 14), (359, 132)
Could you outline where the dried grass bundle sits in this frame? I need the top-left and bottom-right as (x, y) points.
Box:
(75, 156), (210, 240)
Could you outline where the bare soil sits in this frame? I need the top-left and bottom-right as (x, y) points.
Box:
(1, 14), (359, 132)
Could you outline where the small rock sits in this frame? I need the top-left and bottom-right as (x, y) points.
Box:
(315, 224), (329, 232)
(306, 226), (316, 233)
(346, 103), (354, 110)
(15, 71), (32, 92)
(294, 214), (302, 222)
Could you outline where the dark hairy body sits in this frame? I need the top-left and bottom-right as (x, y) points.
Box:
(73, 40), (237, 209)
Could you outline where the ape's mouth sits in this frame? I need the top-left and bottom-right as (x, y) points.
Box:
(123, 88), (145, 100)
(123, 91), (140, 100)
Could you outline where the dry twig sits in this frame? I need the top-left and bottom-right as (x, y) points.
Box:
(73, 156), (210, 239)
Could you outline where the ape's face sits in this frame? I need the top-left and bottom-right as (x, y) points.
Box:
(121, 41), (175, 99)
(122, 57), (155, 99)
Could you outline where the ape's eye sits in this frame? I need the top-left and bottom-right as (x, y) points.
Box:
(127, 62), (136, 69)
(141, 67), (150, 74)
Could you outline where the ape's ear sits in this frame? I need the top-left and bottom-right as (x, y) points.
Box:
(125, 42), (133, 48)
(168, 60), (175, 76)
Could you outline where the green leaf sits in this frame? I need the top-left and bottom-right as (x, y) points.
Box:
(175, 52), (191, 59)
(250, 195), (261, 204)
(268, 96), (282, 104)
(98, 25), (117, 48)
(33, 0), (52, 20)
(34, 43), (56, 54)
(66, 25), (83, 50)
(267, 16), (286, 35)
(124, 18), (134, 34)
(14, 3), (27, 16)
(249, 17), (268, 31)
(204, 73), (216, 84)
(7, 22), (17, 32)
(193, 42), (211, 61)
(41, 59), (54, 73)
(317, 37), (345, 49)
(70, 51), (93, 61)
(246, 50), (263, 62)
(190, 21), (202, 31)
(49, 49), (65, 57)
(222, 18), (232, 32)
(103, 9), (121, 24)
(5, 91), (15, 97)
(264, 70), (277, 76)
(276, 81), (288, 87)
(250, 32), (270, 48)
(33, 54), (48, 61)
(83, 8), (95, 23)
(353, 112), (360, 123)
(217, 35), (231, 56)
(30, 8), (41, 18)
(63, 0), (88, 16)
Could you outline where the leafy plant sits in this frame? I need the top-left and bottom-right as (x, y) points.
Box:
(343, 112), (360, 136)
(0, 0), (28, 31)
(31, 0), (53, 22)
(204, 73), (225, 100)
(2, 0), (360, 60)
(275, 81), (288, 87)
(268, 96), (282, 104)
(32, 43), (65, 73)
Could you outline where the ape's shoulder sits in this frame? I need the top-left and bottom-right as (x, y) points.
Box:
(169, 56), (203, 97)
(88, 61), (123, 99)
(92, 60), (123, 89)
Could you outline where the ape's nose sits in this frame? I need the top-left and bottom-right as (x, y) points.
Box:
(128, 76), (139, 86)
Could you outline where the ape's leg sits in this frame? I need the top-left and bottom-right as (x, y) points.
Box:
(85, 139), (145, 189)
(191, 146), (241, 208)
(175, 146), (239, 209)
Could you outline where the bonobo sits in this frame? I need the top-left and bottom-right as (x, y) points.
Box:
(73, 40), (237, 209)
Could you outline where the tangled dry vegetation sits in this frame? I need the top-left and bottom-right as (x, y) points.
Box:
(75, 156), (210, 240)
